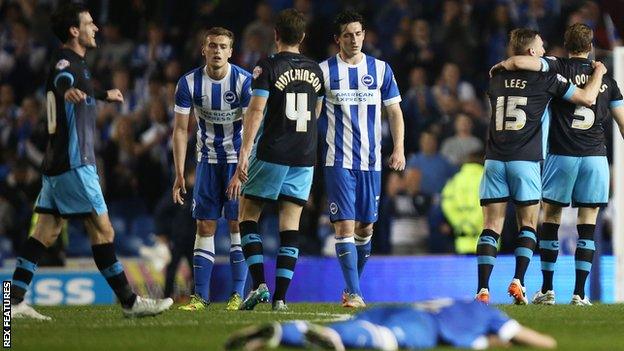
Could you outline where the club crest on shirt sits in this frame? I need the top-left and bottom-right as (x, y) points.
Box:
(329, 202), (338, 215)
(55, 59), (70, 70)
(224, 91), (237, 104)
(361, 74), (374, 87)
(252, 66), (262, 79)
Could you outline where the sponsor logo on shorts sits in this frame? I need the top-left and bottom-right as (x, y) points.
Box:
(329, 202), (338, 215)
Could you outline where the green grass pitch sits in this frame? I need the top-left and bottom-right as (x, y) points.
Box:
(11, 303), (624, 350)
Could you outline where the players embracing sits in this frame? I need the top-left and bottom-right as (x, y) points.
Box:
(491, 23), (624, 305)
(477, 28), (606, 305)
(318, 11), (405, 308)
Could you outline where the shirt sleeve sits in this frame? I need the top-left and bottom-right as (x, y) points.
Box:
(240, 75), (253, 110)
(540, 56), (565, 74)
(174, 76), (192, 115)
(251, 59), (271, 98)
(381, 62), (402, 106)
(52, 58), (75, 95)
(610, 79), (624, 108)
(546, 73), (576, 101)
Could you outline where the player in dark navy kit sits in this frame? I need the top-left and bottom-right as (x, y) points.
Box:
(491, 24), (624, 305)
(233, 9), (325, 311)
(225, 299), (557, 350)
(476, 28), (607, 306)
(10, 3), (172, 320)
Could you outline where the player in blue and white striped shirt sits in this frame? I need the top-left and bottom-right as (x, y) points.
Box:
(172, 27), (252, 311)
(318, 11), (405, 308)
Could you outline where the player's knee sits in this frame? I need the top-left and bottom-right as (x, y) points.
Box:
(32, 228), (62, 247)
(542, 203), (562, 223)
(228, 220), (239, 233)
(334, 220), (356, 237)
(354, 224), (373, 238)
(196, 220), (217, 236)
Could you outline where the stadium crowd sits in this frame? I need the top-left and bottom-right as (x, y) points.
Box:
(0, 0), (621, 261)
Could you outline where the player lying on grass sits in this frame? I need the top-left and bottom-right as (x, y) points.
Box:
(224, 299), (556, 350)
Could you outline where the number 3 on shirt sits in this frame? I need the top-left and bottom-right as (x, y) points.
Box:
(495, 96), (527, 131)
(285, 92), (311, 132)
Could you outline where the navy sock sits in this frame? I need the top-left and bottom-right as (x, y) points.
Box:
(92, 243), (137, 308)
(574, 224), (596, 298)
(476, 229), (500, 292)
(538, 223), (559, 293)
(11, 237), (47, 304)
(240, 221), (265, 289)
(274, 230), (299, 302)
(514, 226), (537, 285)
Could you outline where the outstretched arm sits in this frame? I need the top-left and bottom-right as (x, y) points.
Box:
(490, 56), (544, 77)
(567, 61), (607, 107)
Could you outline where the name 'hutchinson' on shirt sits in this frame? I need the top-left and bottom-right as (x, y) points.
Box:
(275, 68), (322, 92)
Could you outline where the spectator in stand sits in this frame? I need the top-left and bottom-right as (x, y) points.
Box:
(93, 23), (134, 77)
(440, 113), (483, 166)
(130, 22), (174, 79)
(0, 84), (19, 121)
(401, 67), (441, 154)
(484, 3), (516, 69)
(242, 1), (274, 55)
(432, 0), (478, 78)
(0, 19), (46, 101)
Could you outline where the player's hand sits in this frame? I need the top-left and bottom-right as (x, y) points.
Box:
(172, 175), (186, 205)
(389, 148), (406, 171)
(389, 149), (406, 171)
(489, 60), (506, 77)
(106, 89), (124, 103)
(64, 88), (87, 103)
(237, 154), (249, 183)
(226, 173), (242, 201)
(592, 61), (607, 75)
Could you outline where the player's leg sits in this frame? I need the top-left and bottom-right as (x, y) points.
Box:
(75, 165), (171, 317)
(533, 202), (562, 304)
(179, 219), (217, 310)
(507, 161), (541, 305)
(271, 165), (313, 310)
(325, 167), (361, 305)
(569, 156), (608, 305)
(536, 154), (577, 303)
(476, 160), (510, 303)
(353, 169), (380, 279)
(10, 211), (63, 320)
(224, 163), (247, 309)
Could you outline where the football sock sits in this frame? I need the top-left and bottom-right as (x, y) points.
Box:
(11, 237), (47, 304)
(354, 234), (372, 278)
(538, 222), (560, 293)
(229, 232), (248, 297)
(193, 235), (215, 301)
(328, 320), (398, 350)
(574, 224), (596, 299)
(92, 243), (137, 308)
(274, 230), (299, 302)
(513, 226), (537, 286)
(335, 236), (361, 296)
(280, 321), (308, 347)
(476, 229), (500, 292)
(240, 220), (265, 289)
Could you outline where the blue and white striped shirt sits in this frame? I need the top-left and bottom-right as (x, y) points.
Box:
(319, 54), (401, 171)
(174, 63), (252, 163)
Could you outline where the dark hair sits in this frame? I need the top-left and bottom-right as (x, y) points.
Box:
(564, 23), (593, 55)
(51, 2), (88, 43)
(509, 28), (540, 55)
(205, 27), (235, 47)
(275, 9), (306, 45)
(333, 11), (365, 36)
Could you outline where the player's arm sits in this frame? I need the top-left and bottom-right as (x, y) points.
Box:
(611, 105), (624, 139)
(566, 61), (607, 107)
(490, 56), (545, 77)
(94, 87), (124, 103)
(172, 112), (190, 204)
(53, 65), (86, 103)
(316, 97), (323, 119)
(506, 326), (557, 349)
(386, 103), (406, 171)
(237, 94), (268, 182)
(172, 77), (193, 204)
